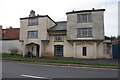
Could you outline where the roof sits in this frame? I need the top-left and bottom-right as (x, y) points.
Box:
(112, 36), (120, 44)
(20, 15), (48, 20)
(66, 9), (105, 14)
(105, 36), (112, 40)
(48, 21), (67, 32)
(20, 15), (56, 25)
(2, 28), (20, 40)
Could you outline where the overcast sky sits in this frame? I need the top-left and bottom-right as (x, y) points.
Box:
(0, 0), (119, 37)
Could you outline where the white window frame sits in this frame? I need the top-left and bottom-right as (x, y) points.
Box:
(77, 13), (92, 23)
(28, 18), (39, 26)
(77, 28), (93, 37)
(27, 30), (38, 39)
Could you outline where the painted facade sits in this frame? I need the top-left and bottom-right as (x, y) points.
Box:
(20, 9), (112, 58)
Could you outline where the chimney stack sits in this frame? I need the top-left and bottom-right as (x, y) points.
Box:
(29, 10), (36, 17)
(92, 8), (95, 10)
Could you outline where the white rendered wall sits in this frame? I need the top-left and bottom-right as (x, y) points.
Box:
(2, 40), (22, 54)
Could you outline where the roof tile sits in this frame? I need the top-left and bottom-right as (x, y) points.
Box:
(2, 28), (20, 40)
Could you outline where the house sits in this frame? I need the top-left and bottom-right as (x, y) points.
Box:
(20, 9), (112, 58)
(0, 26), (22, 54)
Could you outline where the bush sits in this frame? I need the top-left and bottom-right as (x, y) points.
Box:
(9, 48), (18, 55)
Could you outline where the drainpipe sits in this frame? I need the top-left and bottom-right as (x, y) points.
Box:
(39, 43), (43, 57)
(23, 45), (26, 57)
(73, 42), (76, 58)
(94, 42), (97, 59)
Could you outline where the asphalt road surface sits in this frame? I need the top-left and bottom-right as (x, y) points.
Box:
(2, 61), (118, 79)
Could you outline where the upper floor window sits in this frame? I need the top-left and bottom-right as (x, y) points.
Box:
(28, 18), (39, 26)
(54, 35), (64, 42)
(27, 30), (38, 39)
(77, 28), (92, 38)
(77, 13), (92, 23)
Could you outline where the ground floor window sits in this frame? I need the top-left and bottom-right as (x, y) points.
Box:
(83, 47), (87, 56)
(54, 45), (63, 57)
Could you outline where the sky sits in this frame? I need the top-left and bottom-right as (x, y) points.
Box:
(0, 0), (119, 37)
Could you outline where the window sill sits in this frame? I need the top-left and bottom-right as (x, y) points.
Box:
(77, 36), (93, 38)
(83, 55), (87, 56)
(27, 25), (39, 26)
(27, 38), (38, 39)
(54, 41), (64, 42)
(77, 21), (92, 23)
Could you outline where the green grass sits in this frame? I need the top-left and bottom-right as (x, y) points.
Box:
(2, 54), (22, 58)
(1, 54), (118, 67)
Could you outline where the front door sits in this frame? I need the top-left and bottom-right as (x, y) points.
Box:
(36, 45), (40, 57)
(54, 45), (63, 57)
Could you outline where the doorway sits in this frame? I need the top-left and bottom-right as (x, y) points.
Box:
(36, 45), (40, 57)
(25, 43), (40, 57)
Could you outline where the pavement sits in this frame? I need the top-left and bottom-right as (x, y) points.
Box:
(33, 57), (119, 65)
(2, 59), (119, 70)
(8, 57), (120, 69)
(2, 56), (120, 70)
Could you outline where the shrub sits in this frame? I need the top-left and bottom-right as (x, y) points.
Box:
(9, 47), (18, 55)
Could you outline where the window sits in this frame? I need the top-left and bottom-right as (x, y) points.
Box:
(77, 28), (92, 37)
(54, 45), (63, 56)
(77, 13), (92, 23)
(54, 35), (64, 42)
(83, 47), (87, 56)
(28, 18), (38, 26)
(27, 30), (38, 39)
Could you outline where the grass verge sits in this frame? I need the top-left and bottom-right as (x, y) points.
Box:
(1, 54), (118, 67)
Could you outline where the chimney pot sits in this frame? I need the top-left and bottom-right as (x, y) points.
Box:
(29, 10), (36, 17)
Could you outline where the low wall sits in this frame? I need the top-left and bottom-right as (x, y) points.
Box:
(1, 40), (22, 54)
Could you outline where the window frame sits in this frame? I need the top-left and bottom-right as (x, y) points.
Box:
(28, 18), (39, 26)
(54, 45), (64, 57)
(83, 47), (87, 56)
(77, 13), (92, 23)
(27, 30), (38, 39)
(77, 28), (93, 38)
(54, 35), (64, 42)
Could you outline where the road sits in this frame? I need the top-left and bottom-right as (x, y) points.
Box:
(2, 61), (118, 79)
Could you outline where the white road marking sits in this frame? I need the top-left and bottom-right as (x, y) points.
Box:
(21, 74), (48, 79)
